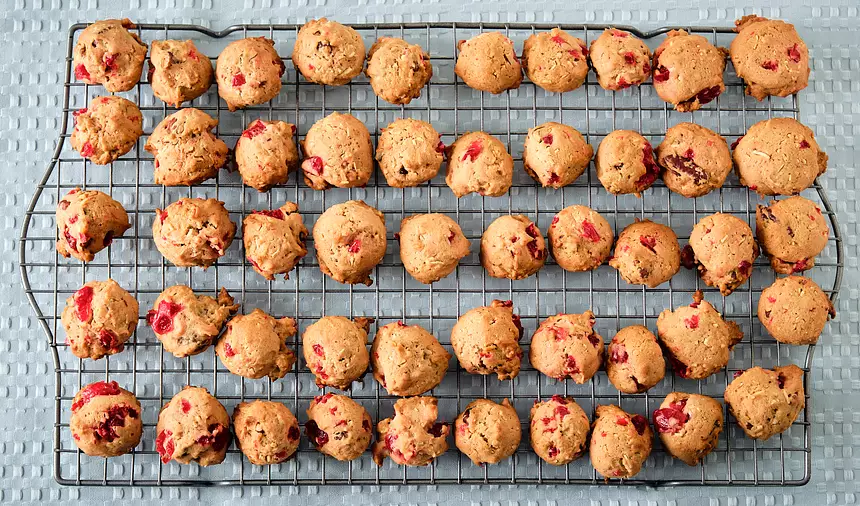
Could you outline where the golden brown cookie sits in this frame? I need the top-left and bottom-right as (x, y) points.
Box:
(652, 30), (727, 112)
(687, 213), (759, 295)
(155, 386), (231, 466)
(446, 131), (514, 197)
(56, 188), (130, 262)
(595, 130), (659, 196)
(243, 202), (308, 280)
(756, 196), (829, 274)
(731, 16), (810, 100)
(234, 119), (299, 192)
(306, 393), (373, 461)
(372, 396), (448, 466)
(312, 200), (387, 285)
(215, 309), (297, 380)
(759, 275), (835, 345)
(146, 285), (238, 358)
(521, 28), (588, 93)
(376, 118), (444, 188)
(70, 96), (142, 165)
(609, 220), (680, 288)
(365, 37), (432, 104)
(605, 325), (665, 394)
(302, 316), (372, 389)
(589, 28), (652, 90)
(215, 37), (284, 111)
(548, 205), (613, 272)
(480, 215), (547, 280)
(70, 381), (142, 457)
(455, 398), (521, 465)
(61, 280), (138, 360)
(530, 312), (603, 384)
(371, 321), (450, 396)
(653, 392), (723, 466)
(301, 112), (374, 190)
(455, 32), (522, 94)
(293, 18), (365, 86)
(233, 400), (301, 465)
(398, 213), (470, 284)
(148, 39), (214, 107)
(145, 108), (229, 186)
(590, 405), (652, 479)
(657, 123), (732, 198)
(529, 395), (590, 466)
(522, 122), (593, 188)
(153, 198), (236, 268)
(724, 364), (805, 440)
(450, 300), (523, 380)
(73, 19), (147, 92)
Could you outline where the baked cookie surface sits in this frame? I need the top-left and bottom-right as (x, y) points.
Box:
(243, 202), (308, 280)
(595, 130), (659, 196)
(153, 198), (236, 268)
(365, 37), (432, 104)
(522, 28), (589, 93)
(376, 118), (444, 188)
(371, 321), (450, 396)
(149, 39), (213, 107)
(480, 215), (547, 280)
(657, 123), (732, 198)
(306, 393), (373, 461)
(522, 122), (593, 188)
(61, 280), (138, 360)
(530, 311), (604, 384)
(233, 400), (301, 465)
(530, 395), (590, 466)
(73, 18), (147, 92)
(756, 195), (829, 274)
(455, 32), (522, 94)
(758, 275), (834, 345)
(373, 396), (448, 466)
(215, 309), (297, 380)
(312, 200), (387, 285)
(302, 316), (372, 389)
(605, 325), (665, 394)
(724, 365), (805, 440)
(589, 28), (652, 90)
(56, 188), (130, 262)
(688, 213), (759, 295)
(731, 15), (810, 100)
(301, 112), (374, 190)
(609, 220), (680, 288)
(445, 131), (514, 198)
(398, 213), (470, 284)
(455, 398), (521, 465)
(70, 95), (142, 165)
(450, 300), (523, 380)
(146, 285), (238, 357)
(156, 386), (231, 466)
(70, 381), (142, 457)
(215, 37), (284, 111)
(235, 119), (299, 191)
(293, 18), (365, 86)
(652, 30), (727, 112)
(145, 108), (229, 186)
(590, 405), (652, 479)
(653, 392), (723, 466)
(548, 205), (613, 272)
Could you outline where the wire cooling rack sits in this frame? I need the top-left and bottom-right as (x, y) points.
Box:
(19, 21), (843, 487)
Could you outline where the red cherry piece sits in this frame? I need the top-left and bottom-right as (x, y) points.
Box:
(313, 343), (325, 358)
(306, 420), (329, 447)
(767, 296), (776, 304)
(612, 30), (629, 38)
(631, 414), (648, 435)
(156, 430), (174, 463)
(74, 64), (91, 81)
(232, 73), (246, 87)
(223, 342), (236, 357)
(550, 394), (568, 405)
(653, 400), (688, 434)
(348, 239), (361, 253)
(71, 380), (121, 412)
(761, 60), (779, 71)
(303, 156), (324, 176)
(564, 355), (580, 375)
(74, 285), (94, 322)
(180, 399), (191, 413)
(98, 329), (121, 351)
(643, 61), (652, 74)
(653, 65), (670, 83)
(550, 325), (569, 341)
(609, 343), (628, 364)
(684, 314), (700, 330)
(554, 405), (570, 418)
(80, 141), (95, 158)
(787, 44), (802, 63)
(435, 140), (446, 154)
(799, 140), (810, 149)
(428, 422), (446, 437)
(624, 52), (636, 65)
(551, 216), (559, 225)
(252, 209), (285, 220)
(551, 34), (566, 45)
(738, 260), (752, 277)
(315, 393), (333, 404)
(242, 120), (266, 139)
(146, 300), (183, 335)
(635, 143), (659, 190)
(617, 77), (631, 89)
(461, 140), (483, 162)
(94, 405), (137, 442)
(639, 235), (657, 253)
(580, 220), (601, 243)
(616, 416), (628, 426)
(541, 134), (554, 145)
(548, 446), (559, 458)
(695, 85), (722, 105)
(103, 53), (117, 72)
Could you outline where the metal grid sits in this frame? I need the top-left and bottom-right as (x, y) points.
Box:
(18, 21), (843, 487)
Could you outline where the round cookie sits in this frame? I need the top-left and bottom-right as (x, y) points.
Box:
(148, 39), (214, 107)
(480, 215), (547, 280)
(657, 123), (732, 198)
(56, 188), (130, 262)
(312, 200), (387, 286)
(454, 398), (521, 465)
(234, 119), (299, 191)
(756, 196), (829, 274)
(302, 316), (372, 389)
(215, 37), (284, 111)
(724, 364), (805, 440)
(300, 112), (374, 190)
(305, 393), (373, 461)
(233, 400), (300, 465)
(145, 108), (229, 186)
(155, 386), (231, 466)
(609, 220), (680, 288)
(529, 312), (604, 384)
(590, 405), (652, 479)
(588, 28), (652, 91)
(656, 291), (743, 379)
(758, 275), (835, 345)
(653, 392), (723, 466)
(522, 122), (593, 188)
(70, 381), (142, 457)
(688, 213), (759, 296)
(450, 300), (523, 380)
(152, 198), (236, 268)
(455, 32), (522, 94)
(215, 309), (297, 380)
(733, 117), (827, 196)
(521, 28), (589, 93)
(372, 396), (448, 466)
(445, 131), (514, 198)
(548, 205), (613, 272)
(606, 325), (665, 394)
(70, 96), (143, 165)
(365, 37), (432, 104)
(398, 213), (470, 284)
(243, 203), (308, 280)
(146, 285), (238, 358)
(61, 280), (138, 360)
(376, 118), (444, 188)
(529, 395), (590, 466)
(371, 321), (450, 396)
(292, 18), (365, 86)
(652, 30), (727, 112)
(595, 130), (659, 196)
(731, 15), (810, 100)
(73, 18), (147, 92)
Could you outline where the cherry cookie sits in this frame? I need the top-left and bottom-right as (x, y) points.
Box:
(235, 119), (299, 192)
(293, 18), (366, 86)
(605, 325), (665, 394)
(215, 309), (297, 381)
(530, 395), (590, 466)
(145, 108), (229, 186)
(56, 188), (130, 262)
(233, 400), (300, 465)
(756, 195), (829, 274)
(371, 321), (450, 396)
(373, 396), (448, 466)
(530, 312), (604, 384)
(148, 39), (214, 107)
(365, 37), (432, 105)
(62, 280), (138, 360)
(312, 200), (387, 286)
(446, 131), (514, 198)
(595, 130), (659, 196)
(759, 275), (835, 345)
(147, 285), (238, 358)
(480, 215), (547, 280)
(724, 365), (805, 440)
(376, 118), (444, 188)
(302, 316), (373, 389)
(522, 122), (593, 188)
(73, 18), (147, 92)
(155, 386), (231, 466)
(153, 198), (236, 268)
(656, 123), (732, 198)
(215, 37), (285, 111)
(731, 15), (810, 100)
(71, 96), (143, 165)
(609, 220), (681, 288)
(450, 300), (523, 380)
(522, 28), (589, 93)
(653, 392), (723, 466)
(398, 213), (470, 284)
(589, 28), (652, 91)
(70, 381), (142, 457)
(652, 30), (727, 112)
(243, 203), (308, 280)
(306, 393), (373, 461)
(590, 405), (652, 479)
(548, 205), (613, 272)
(687, 213), (759, 296)
(455, 32), (522, 94)
(301, 112), (374, 190)
(455, 398), (521, 466)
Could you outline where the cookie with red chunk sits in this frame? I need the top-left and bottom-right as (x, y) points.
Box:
(653, 392), (723, 466)
(152, 198), (236, 268)
(455, 398), (521, 465)
(724, 365), (805, 440)
(548, 205), (613, 272)
(145, 108), (229, 186)
(303, 316), (372, 389)
(688, 213), (759, 295)
(233, 400), (300, 465)
(590, 405), (652, 479)
(657, 123), (732, 198)
(155, 386), (231, 466)
(480, 215), (547, 280)
(243, 202), (308, 280)
(731, 15), (810, 100)
(522, 122), (593, 188)
(70, 96), (142, 165)
(605, 325), (665, 394)
(293, 18), (365, 86)
(147, 285), (238, 357)
(756, 195), (829, 274)
(595, 130), (659, 196)
(306, 393), (373, 461)
(758, 275), (834, 345)
(373, 396), (448, 466)
(235, 119), (299, 191)
(70, 381), (142, 457)
(301, 112), (374, 190)
(149, 39), (213, 107)
(530, 395), (590, 466)
(589, 28), (652, 91)
(652, 30), (727, 112)
(371, 321), (449, 396)
(56, 188), (130, 262)
(61, 280), (138, 360)
(446, 131), (514, 197)
(365, 37), (432, 104)
(522, 28), (588, 93)
(216, 37), (284, 111)
(312, 200), (387, 286)
(609, 220), (680, 288)
(455, 32), (522, 94)
(530, 311), (603, 384)
(73, 19), (147, 92)
(450, 300), (523, 380)
(215, 309), (297, 380)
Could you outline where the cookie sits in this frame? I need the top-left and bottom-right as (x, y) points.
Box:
(480, 215), (547, 280)
(609, 220), (680, 288)
(371, 321), (450, 397)
(232, 400), (300, 465)
(73, 18), (147, 92)
(657, 123), (732, 198)
(521, 28), (588, 93)
(301, 112), (374, 190)
(595, 130), (659, 196)
(56, 188), (130, 262)
(215, 37), (284, 111)
(243, 202), (308, 280)
(455, 32), (522, 94)
(758, 275), (835, 345)
(529, 395), (590, 466)
(234, 119), (299, 191)
(155, 386), (231, 466)
(215, 309), (297, 380)
(292, 18), (365, 86)
(590, 405), (652, 479)
(605, 325), (665, 394)
(522, 122), (593, 188)
(302, 316), (373, 389)
(145, 108), (229, 186)
(365, 37), (432, 104)
(653, 392), (723, 466)
(152, 198), (236, 268)
(529, 312), (604, 384)
(450, 300), (523, 380)
(455, 398), (521, 465)
(61, 280), (138, 360)
(398, 213), (470, 284)
(733, 117), (827, 196)
(148, 39), (214, 107)
(724, 364), (805, 440)
(548, 205), (613, 272)
(688, 213), (759, 295)
(69, 381), (142, 457)
(756, 196), (829, 274)
(305, 393), (373, 461)
(656, 291), (743, 380)
(376, 118), (444, 188)
(652, 30), (727, 112)
(588, 28), (652, 91)
(372, 396), (448, 466)
(146, 285), (238, 358)
(731, 16), (810, 100)
(445, 131), (514, 198)
(312, 200), (387, 286)
(70, 96), (143, 165)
